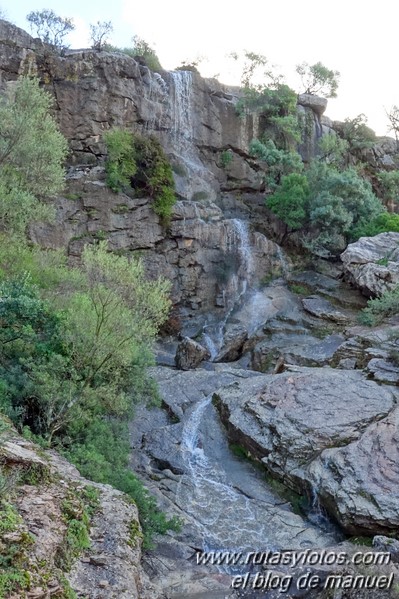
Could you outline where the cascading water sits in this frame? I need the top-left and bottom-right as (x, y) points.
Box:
(203, 218), (255, 358)
(173, 393), (337, 560)
(171, 70), (194, 149)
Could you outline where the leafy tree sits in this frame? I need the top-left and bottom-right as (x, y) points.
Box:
(65, 241), (171, 392)
(89, 20), (113, 50)
(0, 76), (68, 236)
(377, 170), (399, 205)
(296, 61), (340, 98)
(317, 134), (349, 168)
(386, 105), (399, 145)
(130, 35), (162, 71)
(250, 139), (303, 188)
(337, 114), (376, 151)
(266, 173), (309, 232)
(26, 9), (75, 50)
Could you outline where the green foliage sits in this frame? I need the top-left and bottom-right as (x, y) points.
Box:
(296, 61), (340, 98)
(220, 149), (233, 168)
(352, 212), (399, 238)
(266, 173), (309, 230)
(103, 128), (137, 192)
(338, 114), (376, 151)
(238, 84), (300, 149)
(377, 170), (399, 205)
(250, 139), (303, 188)
(289, 283), (310, 295)
(359, 286), (399, 326)
(65, 417), (181, 549)
(104, 129), (176, 223)
(130, 134), (176, 223)
(26, 9), (74, 50)
(89, 20), (113, 50)
(130, 36), (162, 71)
(317, 134), (349, 168)
(0, 77), (68, 236)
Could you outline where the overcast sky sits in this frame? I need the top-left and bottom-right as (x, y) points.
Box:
(2, 0), (398, 135)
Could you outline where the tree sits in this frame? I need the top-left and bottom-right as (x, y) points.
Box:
(338, 114), (376, 151)
(26, 9), (75, 50)
(386, 105), (399, 146)
(266, 173), (309, 233)
(131, 35), (162, 71)
(89, 20), (113, 50)
(0, 76), (68, 236)
(296, 61), (340, 98)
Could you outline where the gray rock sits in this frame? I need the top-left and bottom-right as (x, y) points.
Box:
(301, 296), (350, 324)
(175, 337), (210, 370)
(214, 368), (398, 533)
(366, 357), (399, 384)
(298, 94), (328, 117)
(215, 324), (248, 362)
(341, 232), (399, 297)
(373, 535), (399, 563)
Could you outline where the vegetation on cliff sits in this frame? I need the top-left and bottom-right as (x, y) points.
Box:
(0, 75), (179, 572)
(104, 127), (176, 224)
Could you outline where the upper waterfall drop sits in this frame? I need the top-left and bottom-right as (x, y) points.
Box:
(170, 70), (194, 151)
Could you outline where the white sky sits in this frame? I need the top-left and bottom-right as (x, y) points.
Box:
(2, 0), (398, 135)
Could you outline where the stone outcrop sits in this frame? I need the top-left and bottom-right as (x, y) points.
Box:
(175, 336), (210, 370)
(0, 425), (162, 598)
(29, 165), (281, 314)
(341, 232), (399, 296)
(214, 368), (399, 534)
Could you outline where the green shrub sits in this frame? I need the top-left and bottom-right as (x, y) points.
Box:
(103, 128), (137, 192)
(359, 286), (399, 325)
(104, 130), (176, 224)
(130, 36), (162, 72)
(130, 134), (176, 223)
(220, 150), (233, 168)
(266, 173), (309, 230)
(351, 212), (399, 239)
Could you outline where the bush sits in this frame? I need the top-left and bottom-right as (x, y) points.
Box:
(130, 36), (162, 72)
(359, 286), (399, 326)
(103, 128), (137, 192)
(0, 77), (68, 236)
(266, 173), (309, 230)
(352, 212), (399, 238)
(104, 130), (176, 224)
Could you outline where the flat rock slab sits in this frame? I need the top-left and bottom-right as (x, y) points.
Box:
(214, 368), (398, 534)
(301, 296), (350, 324)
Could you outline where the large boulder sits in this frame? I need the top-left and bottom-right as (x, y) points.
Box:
(214, 367), (399, 534)
(175, 337), (210, 370)
(341, 232), (399, 297)
(297, 94), (328, 117)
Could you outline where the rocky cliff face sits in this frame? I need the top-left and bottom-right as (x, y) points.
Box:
(0, 419), (163, 598)
(0, 19), (285, 319)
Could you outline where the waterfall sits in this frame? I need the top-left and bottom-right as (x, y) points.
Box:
(276, 245), (290, 279)
(176, 395), (274, 555)
(202, 219), (255, 359)
(170, 70), (194, 152)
